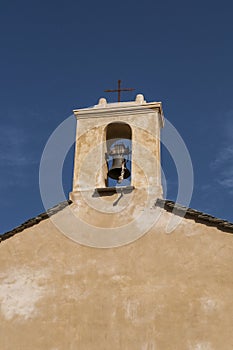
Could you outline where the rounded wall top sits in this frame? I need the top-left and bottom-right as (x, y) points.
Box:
(135, 94), (145, 104)
(98, 98), (107, 106)
(96, 94), (146, 108)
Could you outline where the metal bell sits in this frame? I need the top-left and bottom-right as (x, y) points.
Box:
(107, 143), (131, 181)
(107, 157), (130, 180)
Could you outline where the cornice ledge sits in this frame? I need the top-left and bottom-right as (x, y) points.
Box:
(73, 102), (164, 126)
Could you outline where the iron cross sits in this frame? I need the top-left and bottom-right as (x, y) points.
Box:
(104, 80), (135, 102)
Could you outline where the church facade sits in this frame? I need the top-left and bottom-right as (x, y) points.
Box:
(0, 95), (233, 350)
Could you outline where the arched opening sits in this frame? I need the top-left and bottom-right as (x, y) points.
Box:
(106, 122), (132, 187)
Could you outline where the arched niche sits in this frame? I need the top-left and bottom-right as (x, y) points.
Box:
(105, 122), (132, 187)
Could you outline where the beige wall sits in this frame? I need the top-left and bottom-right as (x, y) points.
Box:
(70, 99), (163, 197)
(0, 207), (233, 350)
(1, 98), (232, 349)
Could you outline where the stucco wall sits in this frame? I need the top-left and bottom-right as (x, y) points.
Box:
(71, 102), (163, 195)
(0, 206), (233, 350)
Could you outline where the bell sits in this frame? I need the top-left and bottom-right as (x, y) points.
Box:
(107, 156), (130, 180)
(107, 143), (131, 181)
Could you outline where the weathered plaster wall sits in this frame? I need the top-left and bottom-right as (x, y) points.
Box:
(0, 207), (233, 350)
(71, 101), (163, 195)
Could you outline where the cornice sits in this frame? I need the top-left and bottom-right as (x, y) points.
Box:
(73, 102), (164, 127)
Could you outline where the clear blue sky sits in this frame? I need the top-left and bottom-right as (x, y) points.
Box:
(1, 0), (233, 233)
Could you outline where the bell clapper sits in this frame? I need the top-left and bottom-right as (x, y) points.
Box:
(118, 161), (125, 184)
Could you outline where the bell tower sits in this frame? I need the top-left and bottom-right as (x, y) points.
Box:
(70, 94), (164, 197)
(69, 94), (164, 245)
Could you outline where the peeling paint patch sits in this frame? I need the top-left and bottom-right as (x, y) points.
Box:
(189, 342), (213, 350)
(200, 297), (218, 313)
(141, 341), (156, 350)
(0, 268), (48, 320)
(63, 283), (90, 301)
(124, 299), (140, 321)
(64, 259), (97, 275)
(123, 296), (160, 325)
(111, 275), (131, 283)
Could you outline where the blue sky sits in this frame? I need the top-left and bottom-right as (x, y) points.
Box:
(1, 0), (233, 233)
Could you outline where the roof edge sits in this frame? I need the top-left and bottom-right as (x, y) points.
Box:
(1, 199), (232, 244)
(0, 200), (72, 243)
(155, 199), (233, 233)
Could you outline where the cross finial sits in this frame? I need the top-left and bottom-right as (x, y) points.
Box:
(104, 80), (135, 102)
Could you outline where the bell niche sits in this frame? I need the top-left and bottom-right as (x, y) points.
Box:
(106, 122), (132, 187)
